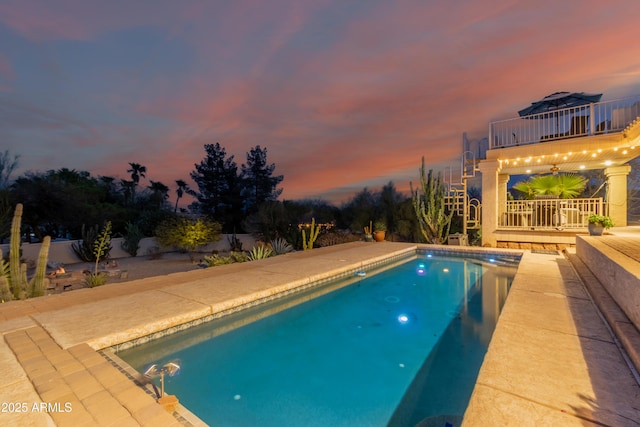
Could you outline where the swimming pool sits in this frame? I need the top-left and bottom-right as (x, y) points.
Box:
(116, 251), (518, 426)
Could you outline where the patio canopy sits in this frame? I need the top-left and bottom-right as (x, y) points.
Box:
(518, 91), (603, 117)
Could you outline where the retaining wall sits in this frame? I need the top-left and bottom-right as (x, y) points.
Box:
(1, 234), (258, 266)
(576, 235), (640, 330)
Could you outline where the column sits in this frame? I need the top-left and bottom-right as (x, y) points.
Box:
(498, 174), (510, 221)
(604, 165), (631, 227)
(478, 160), (501, 247)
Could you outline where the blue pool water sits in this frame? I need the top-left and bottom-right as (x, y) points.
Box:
(116, 253), (518, 426)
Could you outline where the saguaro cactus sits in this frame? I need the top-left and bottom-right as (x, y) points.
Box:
(302, 218), (320, 250)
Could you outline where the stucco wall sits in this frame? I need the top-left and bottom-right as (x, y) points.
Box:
(576, 236), (640, 330)
(1, 234), (258, 265)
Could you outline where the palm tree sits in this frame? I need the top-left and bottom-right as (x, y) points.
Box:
(513, 173), (587, 199)
(148, 180), (170, 209)
(120, 179), (135, 205)
(127, 162), (147, 201)
(174, 179), (189, 213)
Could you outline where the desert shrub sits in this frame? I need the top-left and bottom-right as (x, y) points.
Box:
(270, 237), (293, 255)
(247, 245), (273, 261)
(203, 251), (248, 267)
(155, 217), (222, 262)
(315, 231), (360, 247)
(230, 251), (249, 263)
(71, 224), (112, 262)
(203, 254), (233, 267)
(227, 233), (243, 252)
(121, 222), (144, 256)
(84, 272), (107, 288)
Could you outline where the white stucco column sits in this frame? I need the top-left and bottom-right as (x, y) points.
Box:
(478, 160), (501, 247)
(498, 174), (510, 219)
(604, 164), (631, 227)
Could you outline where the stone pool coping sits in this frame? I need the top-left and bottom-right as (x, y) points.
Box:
(1, 241), (636, 425)
(0, 242), (418, 426)
(462, 250), (640, 426)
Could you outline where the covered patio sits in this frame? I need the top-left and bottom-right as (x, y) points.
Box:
(479, 96), (640, 247)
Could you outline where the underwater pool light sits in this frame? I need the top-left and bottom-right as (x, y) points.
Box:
(397, 314), (409, 324)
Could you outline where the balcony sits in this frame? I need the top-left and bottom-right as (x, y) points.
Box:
(490, 95), (640, 149)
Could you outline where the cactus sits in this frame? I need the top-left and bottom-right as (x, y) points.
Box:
(6, 204), (51, 300)
(363, 220), (372, 235)
(410, 157), (454, 244)
(0, 249), (11, 302)
(302, 218), (320, 250)
(28, 236), (50, 298)
(9, 204), (26, 299)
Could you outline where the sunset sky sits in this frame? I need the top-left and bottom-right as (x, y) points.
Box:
(1, 0), (639, 204)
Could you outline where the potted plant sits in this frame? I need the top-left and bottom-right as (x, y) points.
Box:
(363, 220), (373, 242)
(587, 214), (614, 236)
(373, 220), (386, 242)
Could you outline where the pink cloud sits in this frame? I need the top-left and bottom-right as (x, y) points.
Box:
(6, 0), (640, 205)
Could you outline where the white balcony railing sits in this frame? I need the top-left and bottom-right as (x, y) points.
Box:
(499, 198), (604, 230)
(490, 96), (640, 149)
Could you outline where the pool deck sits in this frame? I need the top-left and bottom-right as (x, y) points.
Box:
(0, 240), (638, 426)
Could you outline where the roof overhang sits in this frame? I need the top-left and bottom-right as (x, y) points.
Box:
(484, 120), (640, 175)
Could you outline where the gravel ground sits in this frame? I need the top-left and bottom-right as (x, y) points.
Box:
(47, 251), (206, 291)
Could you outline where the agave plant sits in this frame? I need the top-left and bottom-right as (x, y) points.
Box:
(513, 173), (587, 199)
(270, 237), (293, 255)
(247, 245), (273, 261)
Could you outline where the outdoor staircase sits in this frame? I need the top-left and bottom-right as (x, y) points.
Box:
(445, 188), (481, 230)
(443, 149), (481, 230)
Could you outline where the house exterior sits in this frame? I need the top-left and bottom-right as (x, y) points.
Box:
(477, 95), (640, 248)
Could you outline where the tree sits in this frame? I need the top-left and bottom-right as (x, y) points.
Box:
(0, 150), (19, 189)
(127, 162), (147, 201)
(12, 169), (114, 240)
(155, 216), (222, 262)
(174, 179), (189, 213)
(411, 157), (454, 244)
(378, 181), (406, 240)
(240, 145), (283, 214)
(120, 179), (135, 206)
(512, 174), (587, 199)
(190, 143), (243, 231)
(147, 180), (170, 209)
(340, 188), (378, 232)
